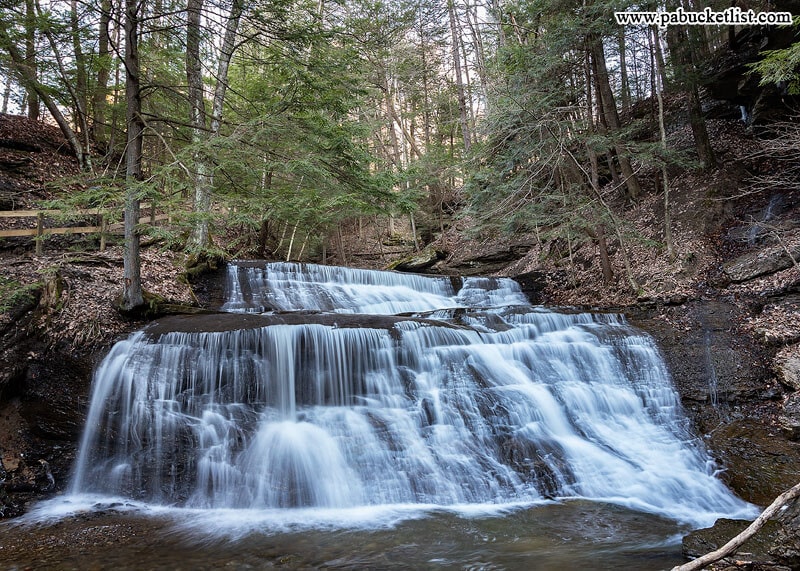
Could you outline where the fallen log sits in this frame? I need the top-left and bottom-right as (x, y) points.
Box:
(671, 481), (800, 571)
(0, 138), (42, 153)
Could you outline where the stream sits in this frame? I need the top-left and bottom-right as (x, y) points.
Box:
(0, 262), (758, 569)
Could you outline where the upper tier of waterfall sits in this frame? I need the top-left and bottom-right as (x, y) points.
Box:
(69, 262), (755, 527)
(220, 261), (530, 314)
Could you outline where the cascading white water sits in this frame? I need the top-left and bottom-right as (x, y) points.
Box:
(70, 262), (754, 526)
(220, 261), (529, 314)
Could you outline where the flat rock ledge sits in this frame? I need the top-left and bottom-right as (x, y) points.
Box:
(722, 244), (800, 283)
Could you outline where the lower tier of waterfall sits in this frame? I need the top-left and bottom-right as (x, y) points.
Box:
(69, 304), (754, 527)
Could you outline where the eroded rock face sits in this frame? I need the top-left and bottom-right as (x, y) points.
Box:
(779, 392), (800, 441)
(770, 497), (800, 566)
(0, 296), (111, 519)
(775, 344), (800, 391)
(628, 300), (773, 407)
(628, 299), (799, 507)
(388, 248), (447, 273)
(0, 342), (95, 518)
(446, 241), (535, 276)
(705, 14), (800, 126)
(629, 296), (800, 570)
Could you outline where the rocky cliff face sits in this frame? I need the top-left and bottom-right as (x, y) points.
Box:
(704, 1), (800, 126)
(0, 308), (101, 517)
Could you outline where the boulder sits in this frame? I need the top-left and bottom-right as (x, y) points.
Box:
(722, 244), (800, 283)
(775, 344), (800, 390)
(778, 392), (800, 441)
(770, 496), (800, 567)
(682, 518), (781, 563)
(387, 248), (447, 273)
(447, 241), (534, 275)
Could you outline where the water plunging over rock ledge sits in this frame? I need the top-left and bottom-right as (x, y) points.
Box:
(62, 262), (754, 529)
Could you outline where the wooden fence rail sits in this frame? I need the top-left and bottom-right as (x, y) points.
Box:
(0, 203), (168, 254)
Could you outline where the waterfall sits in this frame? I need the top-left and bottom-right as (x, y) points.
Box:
(70, 262), (754, 526)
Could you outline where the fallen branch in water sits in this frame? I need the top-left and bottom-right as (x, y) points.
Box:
(672, 481), (800, 571)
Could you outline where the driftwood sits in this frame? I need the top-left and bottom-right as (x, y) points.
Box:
(672, 481), (800, 571)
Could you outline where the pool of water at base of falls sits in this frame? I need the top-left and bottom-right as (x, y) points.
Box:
(4, 500), (688, 570)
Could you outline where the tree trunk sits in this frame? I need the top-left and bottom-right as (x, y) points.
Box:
(186, 0), (210, 249)
(653, 26), (669, 94)
(38, 4), (92, 170)
(665, 22), (716, 170)
(189, 0), (243, 250)
(209, 0), (243, 136)
(108, 0), (123, 154)
(617, 29), (631, 114)
(24, 0), (38, 121)
(419, 15), (432, 147)
(447, 0), (471, 153)
(688, 83), (715, 169)
(464, 0), (488, 105)
(120, 0), (144, 312)
(92, 0), (112, 146)
(383, 73), (402, 168)
(2, 72), (11, 114)
(71, 0), (89, 135)
(596, 224), (614, 283)
(488, 0), (506, 47)
(589, 34), (641, 200)
(652, 28), (675, 261)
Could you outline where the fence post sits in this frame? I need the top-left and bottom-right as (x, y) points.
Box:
(100, 213), (107, 251)
(35, 212), (44, 255)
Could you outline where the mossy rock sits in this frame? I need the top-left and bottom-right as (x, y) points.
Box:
(387, 249), (447, 273)
(0, 278), (41, 320)
(183, 252), (224, 282)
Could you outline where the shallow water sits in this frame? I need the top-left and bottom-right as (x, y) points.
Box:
(2, 500), (687, 570)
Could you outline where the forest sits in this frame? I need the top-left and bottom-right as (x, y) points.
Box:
(1, 0), (797, 312)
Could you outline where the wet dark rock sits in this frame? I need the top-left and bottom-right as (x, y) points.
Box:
(629, 300), (770, 404)
(705, 15), (800, 126)
(682, 495), (800, 570)
(0, 292), (117, 519)
(512, 270), (548, 304)
(143, 311), (470, 339)
(778, 392), (800, 441)
(682, 518), (781, 561)
(186, 262), (229, 310)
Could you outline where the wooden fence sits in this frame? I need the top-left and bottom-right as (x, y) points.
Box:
(0, 203), (168, 254)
